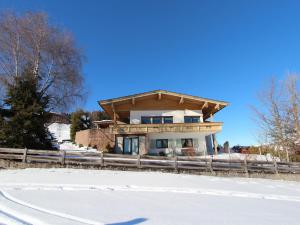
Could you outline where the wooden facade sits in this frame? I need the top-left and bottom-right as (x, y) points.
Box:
(109, 122), (223, 135)
(99, 90), (229, 123)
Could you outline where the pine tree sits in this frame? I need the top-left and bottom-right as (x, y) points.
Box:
(0, 109), (7, 147)
(2, 68), (54, 149)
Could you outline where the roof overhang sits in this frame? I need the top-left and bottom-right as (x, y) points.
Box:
(98, 90), (229, 120)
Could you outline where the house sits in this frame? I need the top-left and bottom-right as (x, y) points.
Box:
(75, 90), (229, 156)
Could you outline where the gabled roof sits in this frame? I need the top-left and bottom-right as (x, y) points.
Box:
(98, 90), (229, 120)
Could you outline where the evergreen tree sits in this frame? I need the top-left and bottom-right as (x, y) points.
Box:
(70, 109), (91, 142)
(0, 109), (7, 147)
(2, 68), (53, 149)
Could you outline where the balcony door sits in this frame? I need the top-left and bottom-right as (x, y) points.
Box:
(123, 137), (139, 155)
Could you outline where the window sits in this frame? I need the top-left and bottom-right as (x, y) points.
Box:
(181, 139), (193, 148)
(123, 137), (139, 155)
(184, 116), (200, 123)
(152, 116), (162, 124)
(141, 117), (152, 124)
(163, 116), (173, 124)
(156, 139), (168, 148)
(141, 116), (173, 124)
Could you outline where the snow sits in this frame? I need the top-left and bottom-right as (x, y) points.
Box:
(0, 169), (299, 225)
(58, 141), (97, 152)
(47, 123), (71, 143)
(202, 153), (280, 161)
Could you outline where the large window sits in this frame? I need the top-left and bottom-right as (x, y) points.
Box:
(152, 116), (162, 124)
(184, 116), (200, 123)
(141, 116), (173, 124)
(181, 139), (193, 148)
(163, 116), (173, 124)
(141, 117), (152, 124)
(156, 139), (168, 148)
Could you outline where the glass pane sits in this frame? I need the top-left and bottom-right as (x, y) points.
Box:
(152, 117), (162, 124)
(184, 116), (193, 123)
(192, 117), (200, 123)
(132, 138), (139, 155)
(162, 139), (168, 148)
(184, 116), (200, 123)
(156, 139), (168, 148)
(182, 139), (193, 147)
(156, 140), (162, 148)
(124, 138), (131, 154)
(141, 117), (151, 124)
(163, 116), (173, 124)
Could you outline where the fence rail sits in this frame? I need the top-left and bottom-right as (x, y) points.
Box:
(0, 147), (300, 175)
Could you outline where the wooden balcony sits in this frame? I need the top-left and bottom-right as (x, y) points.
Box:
(109, 122), (223, 134)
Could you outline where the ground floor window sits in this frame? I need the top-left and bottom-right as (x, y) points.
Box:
(156, 139), (168, 148)
(181, 138), (193, 147)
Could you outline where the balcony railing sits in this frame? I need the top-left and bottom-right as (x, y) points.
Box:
(109, 122), (223, 134)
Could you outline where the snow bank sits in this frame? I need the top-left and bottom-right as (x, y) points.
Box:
(59, 141), (97, 152)
(201, 153), (280, 161)
(47, 123), (71, 142)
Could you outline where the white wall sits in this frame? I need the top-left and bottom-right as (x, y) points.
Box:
(130, 110), (203, 124)
(147, 132), (212, 156)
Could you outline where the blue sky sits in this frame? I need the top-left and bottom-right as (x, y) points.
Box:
(1, 0), (300, 146)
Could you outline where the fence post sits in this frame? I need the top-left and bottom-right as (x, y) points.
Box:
(22, 148), (28, 163)
(61, 150), (66, 165)
(273, 158), (278, 175)
(137, 155), (141, 169)
(100, 152), (104, 167)
(244, 156), (249, 177)
(174, 156), (178, 173)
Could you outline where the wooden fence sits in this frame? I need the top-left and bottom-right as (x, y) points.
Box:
(0, 147), (300, 175)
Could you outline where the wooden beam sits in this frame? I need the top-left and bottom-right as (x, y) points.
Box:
(158, 92), (162, 100)
(179, 96), (184, 104)
(132, 98), (135, 105)
(111, 102), (115, 112)
(201, 101), (208, 109)
(113, 111), (116, 122)
(111, 103), (119, 122)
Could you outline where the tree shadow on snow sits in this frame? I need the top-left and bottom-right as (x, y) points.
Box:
(107, 217), (147, 225)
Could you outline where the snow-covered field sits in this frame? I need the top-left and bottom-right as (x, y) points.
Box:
(0, 169), (299, 225)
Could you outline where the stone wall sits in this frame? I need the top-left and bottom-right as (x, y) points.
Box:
(75, 129), (115, 151)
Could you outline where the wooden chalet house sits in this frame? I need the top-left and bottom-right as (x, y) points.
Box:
(93, 90), (228, 156)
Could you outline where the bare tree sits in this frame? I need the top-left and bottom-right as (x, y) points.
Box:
(0, 11), (85, 111)
(253, 75), (300, 161)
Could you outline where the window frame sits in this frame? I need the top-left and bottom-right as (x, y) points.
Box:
(184, 116), (200, 123)
(163, 116), (173, 124)
(152, 116), (163, 124)
(181, 138), (194, 148)
(141, 116), (174, 124)
(141, 116), (152, 124)
(156, 139), (168, 149)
